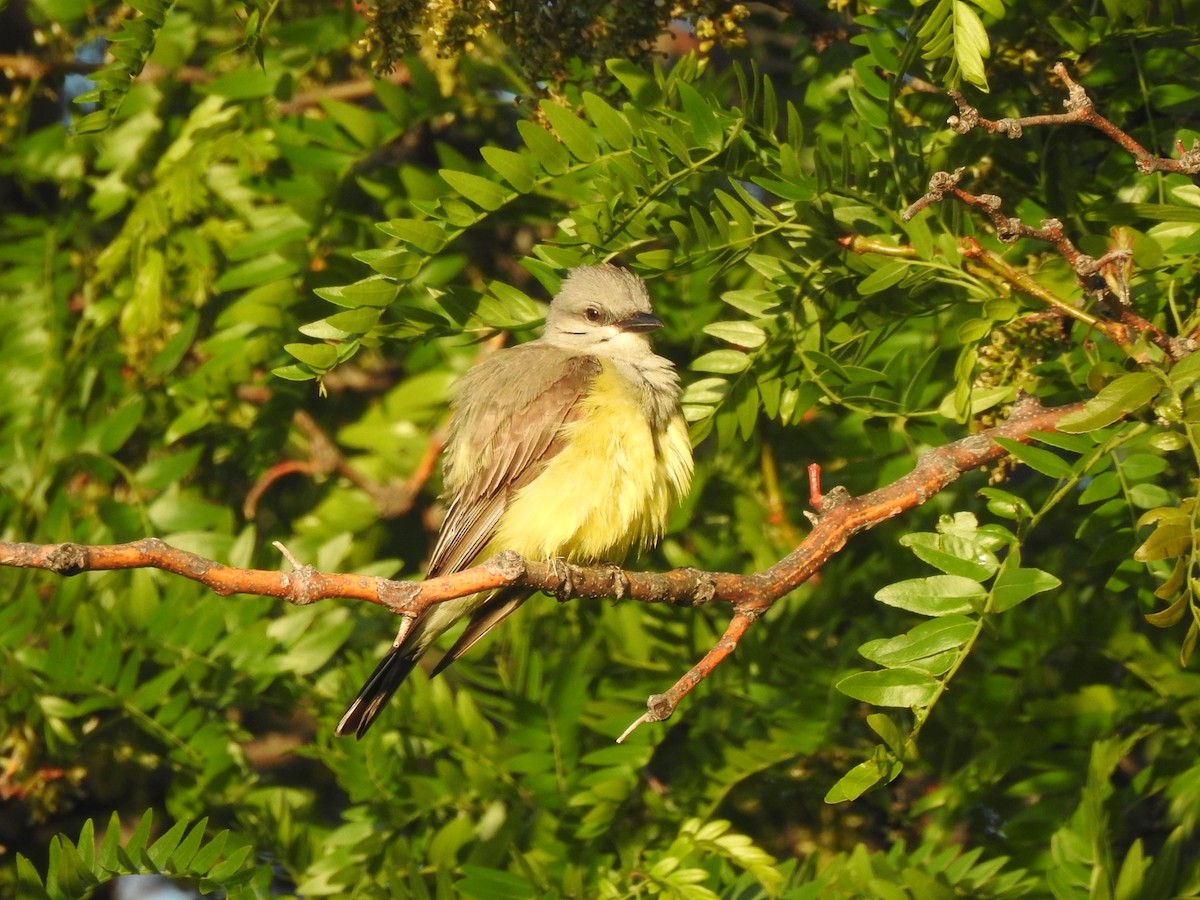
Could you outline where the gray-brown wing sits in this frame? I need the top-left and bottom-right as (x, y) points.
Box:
(429, 587), (531, 676)
(426, 351), (601, 578)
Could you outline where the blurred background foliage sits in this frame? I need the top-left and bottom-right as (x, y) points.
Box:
(3, 0), (1200, 896)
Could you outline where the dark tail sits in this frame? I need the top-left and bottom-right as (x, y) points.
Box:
(334, 647), (419, 739)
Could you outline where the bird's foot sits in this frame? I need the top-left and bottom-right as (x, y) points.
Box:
(549, 557), (575, 602)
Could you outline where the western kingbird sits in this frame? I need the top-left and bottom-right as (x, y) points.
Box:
(335, 265), (693, 738)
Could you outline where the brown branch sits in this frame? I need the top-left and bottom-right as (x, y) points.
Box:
(899, 63), (1198, 362)
(0, 396), (1087, 738)
(0, 54), (102, 79)
(244, 410), (445, 520)
(946, 62), (1200, 176)
(901, 171), (1191, 362)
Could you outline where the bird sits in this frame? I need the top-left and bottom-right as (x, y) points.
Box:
(335, 264), (694, 738)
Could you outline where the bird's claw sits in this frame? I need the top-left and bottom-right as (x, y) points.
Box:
(550, 557), (574, 601)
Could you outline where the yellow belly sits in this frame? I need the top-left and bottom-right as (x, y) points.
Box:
(493, 363), (692, 563)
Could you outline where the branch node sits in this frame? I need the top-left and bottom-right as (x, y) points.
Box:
(47, 543), (87, 576)
(377, 578), (422, 615)
(997, 217), (1025, 243)
(946, 90), (977, 133)
(930, 167), (965, 194)
(273, 540), (304, 571)
(902, 168), (965, 221)
(994, 118), (1023, 139)
(616, 691), (679, 742)
(486, 549), (526, 582)
(1177, 140), (1200, 172)
(273, 541), (322, 605)
(689, 571), (717, 605)
(820, 485), (853, 514)
(1073, 253), (1100, 277)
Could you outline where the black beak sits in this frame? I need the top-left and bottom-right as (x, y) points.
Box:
(619, 311), (663, 333)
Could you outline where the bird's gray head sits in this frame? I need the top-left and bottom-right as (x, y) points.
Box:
(541, 266), (663, 357)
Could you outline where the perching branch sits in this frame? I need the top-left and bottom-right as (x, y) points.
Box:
(0, 396), (1084, 739)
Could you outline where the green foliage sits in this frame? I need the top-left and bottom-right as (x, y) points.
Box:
(15, 810), (265, 899)
(4, 1), (1200, 898)
(827, 512), (1061, 802)
(73, 0), (175, 134)
(914, 0), (1004, 92)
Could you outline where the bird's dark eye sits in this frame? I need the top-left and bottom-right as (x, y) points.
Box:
(584, 306), (602, 323)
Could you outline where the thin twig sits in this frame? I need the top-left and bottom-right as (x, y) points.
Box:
(901, 168), (1192, 361)
(946, 62), (1200, 175)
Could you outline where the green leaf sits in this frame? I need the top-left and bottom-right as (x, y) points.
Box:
(273, 364), (315, 382)
(299, 308), (382, 340)
(900, 533), (998, 581)
(876, 575), (987, 616)
(1146, 592), (1190, 628)
(721, 289), (781, 317)
(1167, 350), (1200, 390)
(314, 278), (400, 309)
(837, 668), (941, 707)
(858, 615), (977, 668)
(676, 81), (722, 150)
(285, 342), (340, 369)
(750, 174), (816, 202)
(205, 842), (255, 882)
(857, 260), (909, 295)
(978, 486), (1034, 521)
(1133, 520), (1191, 562)
(480, 146), (537, 192)
(606, 59), (662, 105)
(636, 248), (674, 269)
(123, 809), (155, 863)
(953, 0), (991, 91)
(825, 752), (902, 803)
(439, 169), (510, 211)
(1113, 839), (1147, 900)
(702, 321), (767, 348)
(98, 396), (147, 454)
(355, 247), (422, 279)
(457, 864), (538, 900)
(1057, 371), (1163, 432)
(213, 253), (300, 291)
(320, 97), (380, 147)
(15, 853), (48, 899)
(991, 560), (1061, 613)
(583, 91), (633, 150)
(681, 377), (730, 406)
(692, 349), (751, 374)
(540, 101), (599, 162)
(517, 120), (570, 174)
(992, 437), (1075, 480)
(147, 818), (189, 867)
(378, 218), (448, 253)
(170, 818), (209, 870)
(867, 714), (906, 754)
